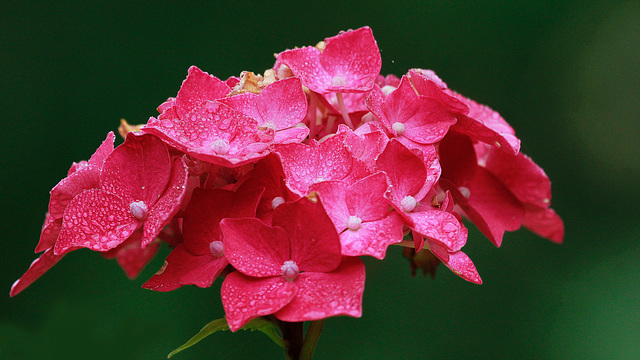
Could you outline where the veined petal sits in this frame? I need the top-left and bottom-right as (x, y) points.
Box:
(222, 273), (295, 332)
(275, 257), (365, 322)
(54, 189), (140, 254)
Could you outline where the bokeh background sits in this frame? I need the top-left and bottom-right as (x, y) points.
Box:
(2, 1), (639, 359)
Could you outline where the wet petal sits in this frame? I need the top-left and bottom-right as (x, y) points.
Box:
(275, 257), (365, 322)
(222, 273), (295, 332)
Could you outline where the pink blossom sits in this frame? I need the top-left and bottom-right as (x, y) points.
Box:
(53, 133), (188, 254)
(220, 196), (365, 331)
(277, 27), (381, 95)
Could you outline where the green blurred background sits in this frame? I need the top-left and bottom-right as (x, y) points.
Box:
(2, 1), (639, 359)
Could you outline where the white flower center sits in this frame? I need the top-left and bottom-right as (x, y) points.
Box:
(281, 260), (299, 281)
(401, 195), (417, 212)
(332, 76), (346, 87)
(211, 139), (229, 155)
(129, 200), (148, 220)
(271, 197), (286, 209)
(209, 241), (224, 258)
(392, 122), (405, 136)
(347, 216), (362, 231)
(458, 187), (471, 199)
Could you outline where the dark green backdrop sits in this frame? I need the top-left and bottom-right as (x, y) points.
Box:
(2, 1), (639, 359)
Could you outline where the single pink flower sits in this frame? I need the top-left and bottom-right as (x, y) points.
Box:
(219, 77), (309, 144)
(277, 27), (381, 95)
(366, 75), (457, 152)
(54, 133), (188, 254)
(144, 66), (271, 167)
(220, 196), (365, 331)
(311, 172), (404, 259)
(271, 130), (370, 196)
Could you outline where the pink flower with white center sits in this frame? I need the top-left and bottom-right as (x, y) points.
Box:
(366, 75), (457, 153)
(53, 133), (188, 255)
(144, 66), (272, 167)
(277, 27), (381, 95)
(143, 186), (263, 291)
(310, 172), (404, 259)
(219, 196), (365, 331)
(219, 77), (309, 144)
(271, 130), (370, 196)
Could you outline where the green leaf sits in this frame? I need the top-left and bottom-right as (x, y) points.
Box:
(167, 317), (284, 358)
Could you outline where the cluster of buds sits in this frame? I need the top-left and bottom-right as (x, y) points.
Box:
(12, 27), (563, 333)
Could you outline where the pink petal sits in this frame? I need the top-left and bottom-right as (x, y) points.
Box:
(87, 131), (116, 168)
(257, 77), (307, 129)
(440, 250), (482, 284)
(375, 139), (427, 206)
(342, 122), (388, 169)
(440, 169), (525, 247)
(275, 256), (365, 322)
(145, 101), (269, 167)
(220, 218), (290, 277)
(447, 91), (521, 155)
(142, 243), (228, 291)
(523, 207), (564, 244)
(10, 249), (65, 297)
(183, 187), (263, 256)
(142, 157), (188, 247)
(48, 165), (101, 219)
(383, 77), (457, 144)
(339, 212), (404, 259)
(175, 66), (231, 119)
(345, 172), (391, 222)
(483, 148), (552, 209)
(273, 125), (310, 145)
(272, 197), (342, 273)
(108, 230), (161, 279)
(54, 189), (140, 254)
(35, 214), (62, 253)
(278, 27), (381, 94)
(222, 273), (296, 332)
(101, 133), (171, 205)
(272, 131), (354, 196)
(407, 69), (469, 114)
(310, 180), (350, 233)
(408, 210), (466, 252)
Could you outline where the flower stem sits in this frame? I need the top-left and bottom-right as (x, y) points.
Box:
(280, 321), (304, 360)
(300, 319), (325, 360)
(335, 92), (355, 129)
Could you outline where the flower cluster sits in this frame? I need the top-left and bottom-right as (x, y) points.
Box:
(12, 27), (563, 334)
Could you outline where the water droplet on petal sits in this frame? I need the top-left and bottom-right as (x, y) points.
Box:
(211, 139), (229, 155)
